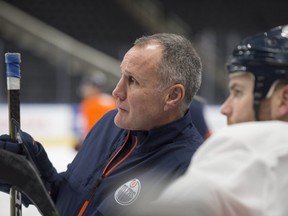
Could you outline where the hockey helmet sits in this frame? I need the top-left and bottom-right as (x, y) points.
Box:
(226, 25), (288, 119)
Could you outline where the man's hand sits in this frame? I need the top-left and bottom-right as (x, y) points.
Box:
(18, 131), (59, 184)
(0, 131), (59, 206)
(0, 134), (22, 154)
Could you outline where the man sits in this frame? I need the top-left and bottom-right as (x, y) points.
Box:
(138, 25), (288, 216)
(0, 33), (203, 215)
(221, 25), (288, 124)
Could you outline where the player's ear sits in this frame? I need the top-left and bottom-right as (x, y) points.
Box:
(164, 84), (185, 110)
(277, 84), (288, 117)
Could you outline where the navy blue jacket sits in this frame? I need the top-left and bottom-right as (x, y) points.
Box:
(53, 109), (203, 215)
(189, 99), (211, 139)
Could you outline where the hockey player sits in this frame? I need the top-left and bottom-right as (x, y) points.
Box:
(221, 25), (288, 124)
(137, 25), (288, 216)
(0, 33), (203, 215)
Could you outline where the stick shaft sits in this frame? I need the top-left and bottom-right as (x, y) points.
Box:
(5, 53), (22, 216)
(8, 91), (21, 216)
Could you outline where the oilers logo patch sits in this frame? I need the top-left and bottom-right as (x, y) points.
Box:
(114, 178), (141, 206)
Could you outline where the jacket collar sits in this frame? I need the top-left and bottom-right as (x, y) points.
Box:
(130, 110), (194, 152)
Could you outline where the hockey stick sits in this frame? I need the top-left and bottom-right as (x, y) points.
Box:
(0, 149), (59, 216)
(4, 53), (59, 216)
(5, 53), (22, 216)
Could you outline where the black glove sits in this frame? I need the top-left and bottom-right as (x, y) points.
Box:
(18, 131), (59, 184)
(0, 179), (11, 194)
(0, 134), (21, 195)
(0, 134), (22, 154)
(0, 131), (59, 205)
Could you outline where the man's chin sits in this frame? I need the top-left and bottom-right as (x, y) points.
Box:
(227, 119), (238, 125)
(227, 118), (255, 125)
(227, 119), (233, 125)
(114, 114), (128, 129)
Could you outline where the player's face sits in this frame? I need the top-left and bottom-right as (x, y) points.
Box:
(220, 72), (255, 125)
(112, 44), (170, 131)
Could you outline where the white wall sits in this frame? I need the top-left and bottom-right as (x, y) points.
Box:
(0, 103), (227, 147)
(0, 104), (77, 147)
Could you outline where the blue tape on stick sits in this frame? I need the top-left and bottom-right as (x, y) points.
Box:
(5, 53), (21, 78)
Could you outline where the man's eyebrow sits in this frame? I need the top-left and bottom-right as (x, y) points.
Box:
(125, 70), (134, 76)
(122, 70), (142, 81)
(228, 82), (243, 90)
(123, 70), (137, 78)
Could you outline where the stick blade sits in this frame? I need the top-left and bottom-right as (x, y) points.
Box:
(0, 149), (59, 216)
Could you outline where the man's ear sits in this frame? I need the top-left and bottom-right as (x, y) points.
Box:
(277, 84), (288, 117)
(164, 84), (185, 110)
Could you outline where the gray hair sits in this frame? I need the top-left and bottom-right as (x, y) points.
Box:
(134, 33), (202, 107)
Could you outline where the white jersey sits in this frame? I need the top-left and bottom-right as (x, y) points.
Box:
(146, 121), (288, 216)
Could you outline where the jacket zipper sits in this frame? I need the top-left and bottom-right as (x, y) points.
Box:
(77, 131), (138, 216)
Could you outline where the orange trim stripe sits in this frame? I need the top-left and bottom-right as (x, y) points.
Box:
(77, 131), (138, 216)
(102, 131), (131, 175)
(104, 136), (138, 177)
(77, 201), (89, 216)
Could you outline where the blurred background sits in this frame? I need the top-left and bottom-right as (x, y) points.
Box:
(1, 0), (287, 145)
(0, 1), (287, 214)
(0, 0), (287, 143)
(1, 0), (288, 104)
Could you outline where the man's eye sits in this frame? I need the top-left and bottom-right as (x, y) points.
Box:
(232, 89), (243, 97)
(128, 76), (136, 84)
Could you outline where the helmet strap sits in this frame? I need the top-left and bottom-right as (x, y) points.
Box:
(253, 101), (261, 121)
